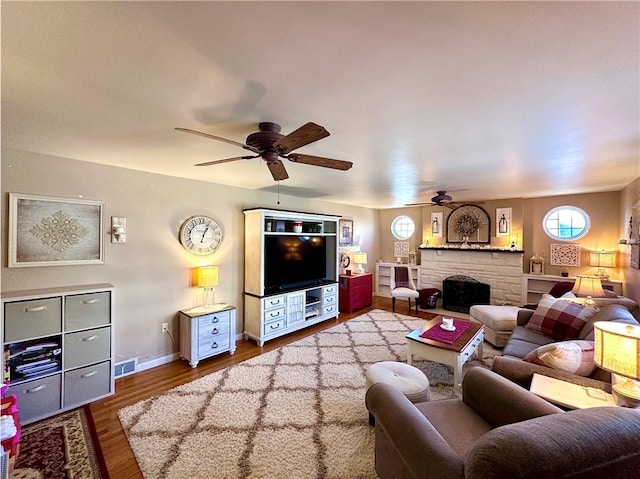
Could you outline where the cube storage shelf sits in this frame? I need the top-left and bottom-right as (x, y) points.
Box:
(1, 284), (114, 424)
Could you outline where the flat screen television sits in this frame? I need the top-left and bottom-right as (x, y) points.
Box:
(265, 235), (328, 294)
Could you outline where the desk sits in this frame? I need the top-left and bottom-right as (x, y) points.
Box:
(530, 373), (617, 409)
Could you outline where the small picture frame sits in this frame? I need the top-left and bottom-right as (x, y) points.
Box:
(431, 212), (443, 238)
(339, 219), (353, 246)
(9, 193), (104, 267)
(496, 207), (511, 237)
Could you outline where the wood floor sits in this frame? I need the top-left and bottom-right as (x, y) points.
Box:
(89, 297), (436, 479)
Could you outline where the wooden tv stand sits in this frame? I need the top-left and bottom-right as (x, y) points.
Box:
(242, 208), (341, 346)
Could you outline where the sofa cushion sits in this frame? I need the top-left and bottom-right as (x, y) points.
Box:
(526, 294), (597, 340)
(579, 304), (640, 339)
(524, 340), (596, 376)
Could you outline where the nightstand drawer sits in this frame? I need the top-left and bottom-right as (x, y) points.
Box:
(64, 326), (111, 369)
(198, 336), (230, 357)
(4, 297), (62, 342)
(65, 292), (111, 331)
(198, 311), (230, 330)
(199, 321), (230, 339)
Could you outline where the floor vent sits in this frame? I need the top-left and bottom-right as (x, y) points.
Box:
(114, 358), (138, 378)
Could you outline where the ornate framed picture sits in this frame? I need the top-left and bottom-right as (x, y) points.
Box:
(9, 193), (104, 267)
(339, 219), (353, 247)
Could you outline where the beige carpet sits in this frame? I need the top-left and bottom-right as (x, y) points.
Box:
(118, 309), (497, 479)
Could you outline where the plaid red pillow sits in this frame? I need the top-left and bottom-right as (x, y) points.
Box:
(526, 294), (598, 340)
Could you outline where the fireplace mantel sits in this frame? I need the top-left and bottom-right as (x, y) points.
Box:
(420, 248), (524, 306)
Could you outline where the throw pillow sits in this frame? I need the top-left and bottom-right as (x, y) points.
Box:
(524, 340), (597, 376)
(526, 294), (598, 340)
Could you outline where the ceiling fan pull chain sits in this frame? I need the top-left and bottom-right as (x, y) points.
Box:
(277, 181), (280, 205)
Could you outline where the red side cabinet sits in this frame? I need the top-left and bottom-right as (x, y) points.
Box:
(339, 273), (373, 313)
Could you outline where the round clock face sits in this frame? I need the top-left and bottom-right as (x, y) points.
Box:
(179, 215), (223, 255)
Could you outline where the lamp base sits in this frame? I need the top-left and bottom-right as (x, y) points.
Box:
(595, 268), (610, 280)
(356, 265), (365, 274)
(612, 376), (640, 408)
(203, 287), (216, 307)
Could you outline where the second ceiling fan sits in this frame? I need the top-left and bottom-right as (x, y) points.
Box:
(176, 121), (353, 181)
(405, 191), (484, 209)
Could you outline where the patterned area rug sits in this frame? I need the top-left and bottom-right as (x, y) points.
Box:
(119, 309), (497, 479)
(10, 407), (107, 479)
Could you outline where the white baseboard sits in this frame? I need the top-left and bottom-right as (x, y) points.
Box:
(136, 352), (180, 373)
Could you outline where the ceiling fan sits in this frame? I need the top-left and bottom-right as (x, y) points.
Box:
(405, 191), (485, 209)
(175, 122), (353, 181)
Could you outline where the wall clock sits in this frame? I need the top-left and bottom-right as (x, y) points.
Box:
(179, 215), (223, 255)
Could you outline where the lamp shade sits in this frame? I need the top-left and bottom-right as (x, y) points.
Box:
(594, 321), (640, 380)
(353, 253), (367, 265)
(196, 266), (219, 288)
(571, 275), (605, 298)
(589, 250), (617, 268)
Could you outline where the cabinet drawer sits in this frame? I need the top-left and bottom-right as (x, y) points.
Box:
(323, 294), (337, 306)
(323, 285), (338, 295)
(8, 374), (61, 423)
(65, 292), (111, 331)
(64, 326), (111, 369)
(197, 335), (230, 358)
(263, 307), (285, 323)
(4, 297), (62, 342)
(323, 304), (337, 316)
(263, 319), (285, 335)
(64, 360), (111, 407)
(263, 295), (286, 310)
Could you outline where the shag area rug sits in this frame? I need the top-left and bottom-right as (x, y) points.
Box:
(10, 406), (107, 479)
(119, 309), (497, 479)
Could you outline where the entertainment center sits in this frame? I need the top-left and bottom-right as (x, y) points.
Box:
(243, 208), (340, 346)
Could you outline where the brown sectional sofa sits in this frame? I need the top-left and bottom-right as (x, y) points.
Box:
(492, 303), (639, 391)
(366, 367), (640, 479)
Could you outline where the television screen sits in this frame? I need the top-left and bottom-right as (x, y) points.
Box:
(265, 236), (327, 293)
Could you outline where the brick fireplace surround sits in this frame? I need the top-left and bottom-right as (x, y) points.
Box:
(419, 247), (524, 306)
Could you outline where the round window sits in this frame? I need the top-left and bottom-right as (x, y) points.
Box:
(391, 215), (415, 240)
(542, 206), (591, 241)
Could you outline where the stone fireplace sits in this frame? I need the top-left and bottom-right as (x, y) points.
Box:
(419, 247), (524, 306)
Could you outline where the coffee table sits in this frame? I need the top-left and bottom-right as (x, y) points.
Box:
(406, 316), (484, 392)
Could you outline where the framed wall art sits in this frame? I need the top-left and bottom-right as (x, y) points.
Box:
(549, 243), (581, 266)
(430, 212), (443, 238)
(339, 219), (353, 247)
(495, 207), (511, 237)
(9, 193), (104, 267)
(446, 205), (490, 244)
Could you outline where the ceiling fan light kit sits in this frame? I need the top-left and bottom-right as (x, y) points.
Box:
(176, 121), (352, 181)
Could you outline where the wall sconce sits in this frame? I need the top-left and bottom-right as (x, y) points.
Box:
(111, 216), (126, 243)
(589, 250), (616, 280)
(353, 252), (368, 274)
(197, 266), (219, 307)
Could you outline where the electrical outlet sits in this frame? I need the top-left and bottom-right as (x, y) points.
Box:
(161, 322), (169, 333)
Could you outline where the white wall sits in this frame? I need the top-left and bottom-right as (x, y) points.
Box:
(1, 148), (380, 368)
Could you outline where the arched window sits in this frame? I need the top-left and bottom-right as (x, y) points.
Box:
(542, 206), (590, 241)
(391, 215), (415, 240)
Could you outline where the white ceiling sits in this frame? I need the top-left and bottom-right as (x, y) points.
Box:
(2, 1), (639, 209)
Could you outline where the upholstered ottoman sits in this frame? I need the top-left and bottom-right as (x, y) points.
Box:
(469, 305), (520, 348)
(365, 361), (430, 425)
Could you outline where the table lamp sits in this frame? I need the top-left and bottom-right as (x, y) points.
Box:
(593, 321), (640, 408)
(197, 266), (218, 307)
(571, 275), (604, 308)
(353, 252), (368, 274)
(589, 250), (616, 280)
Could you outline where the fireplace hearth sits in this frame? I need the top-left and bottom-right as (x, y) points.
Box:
(443, 275), (490, 313)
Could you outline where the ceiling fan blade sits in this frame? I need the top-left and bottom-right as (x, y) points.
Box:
(404, 202), (435, 207)
(194, 155), (259, 167)
(287, 154), (353, 171)
(273, 122), (330, 154)
(267, 160), (289, 181)
(175, 127), (261, 153)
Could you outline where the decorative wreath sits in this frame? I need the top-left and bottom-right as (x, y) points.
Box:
(455, 213), (480, 237)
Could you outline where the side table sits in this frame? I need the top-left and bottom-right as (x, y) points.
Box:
(339, 273), (373, 313)
(529, 373), (617, 409)
(179, 304), (236, 368)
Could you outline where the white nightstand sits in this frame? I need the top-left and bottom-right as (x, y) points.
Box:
(179, 304), (236, 367)
(530, 373), (617, 409)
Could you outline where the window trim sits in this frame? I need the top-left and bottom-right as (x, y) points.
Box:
(391, 215), (415, 240)
(542, 206), (591, 241)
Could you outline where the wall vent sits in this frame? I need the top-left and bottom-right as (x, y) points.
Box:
(114, 357), (138, 378)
